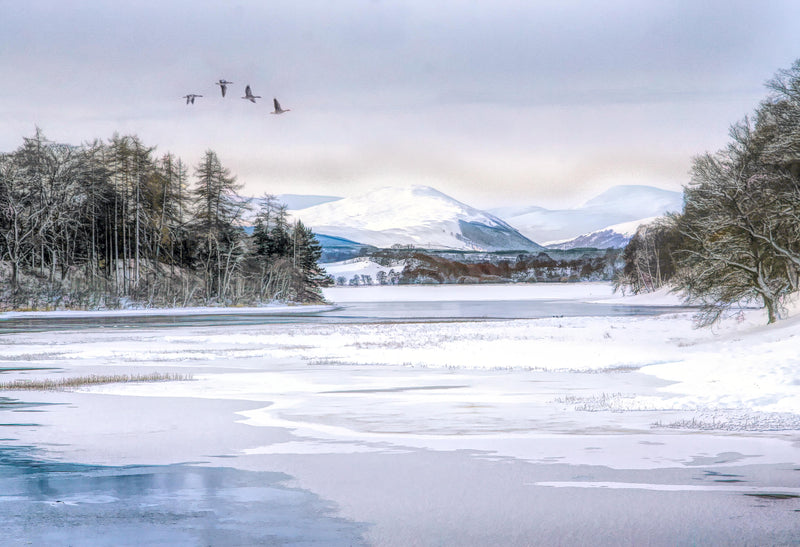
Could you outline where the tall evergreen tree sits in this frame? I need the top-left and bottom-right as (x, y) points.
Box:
(289, 220), (332, 302)
(190, 150), (248, 300)
(1, 132), (328, 309)
(252, 194), (284, 258)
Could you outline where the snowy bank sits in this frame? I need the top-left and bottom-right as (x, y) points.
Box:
(2, 285), (799, 448)
(637, 292), (800, 415)
(322, 257), (404, 285)
(591, 286), (687, 307)
(322, 282), (616, 302)
(0, 303), (336, 320)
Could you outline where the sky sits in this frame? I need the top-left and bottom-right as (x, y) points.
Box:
(2, 1), (800, 209)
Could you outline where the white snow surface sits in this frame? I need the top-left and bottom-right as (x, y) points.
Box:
(2, 285), (799, 470)
(545, 216), (659, 247)
(590, 285), (685, 306)
(322, 281), (616, 302)
(493, 185), (683, 242)
(603, 216), (660, 238)
(288, 184), (527, 250)
(322, 257), (405, 282)
(577, 185), (683, 215)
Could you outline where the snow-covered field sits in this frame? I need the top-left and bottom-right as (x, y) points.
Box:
(323, 281), (619, 301)
(2, 283), (799, 544)
(3, 284), (799, 448)
(322, 257), (405, 285)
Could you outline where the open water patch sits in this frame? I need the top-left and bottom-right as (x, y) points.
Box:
(0, 297), (694, 334)
(0, 445), (368, 546)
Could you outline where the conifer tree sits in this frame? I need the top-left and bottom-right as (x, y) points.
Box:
(1, 133), (328, 308)
(190, 150), (248, 300)
(289, 220), (332, 301)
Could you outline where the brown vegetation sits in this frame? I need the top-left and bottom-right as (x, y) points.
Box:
(386, 250), (622, 284)
(0, 372), (193, 391)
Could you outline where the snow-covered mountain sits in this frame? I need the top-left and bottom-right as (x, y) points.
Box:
(579, 185), (682, 218)
(490, 185), (683, 243)
(276, 194), (342, 210)
(289, 185), (544, 252)
(545, 217), (658, 250)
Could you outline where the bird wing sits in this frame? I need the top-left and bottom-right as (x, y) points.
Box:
(273, 98), (281, 111)
(245, 85), (252, 96)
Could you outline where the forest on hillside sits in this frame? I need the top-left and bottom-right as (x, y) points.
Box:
(617, 60), (800, 324)
(0, 130), (330, 310)
(357, 249), (622, 285)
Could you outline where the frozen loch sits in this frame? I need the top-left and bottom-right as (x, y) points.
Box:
(0, 283), (799, 545)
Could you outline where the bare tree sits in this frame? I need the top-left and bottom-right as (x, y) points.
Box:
(1, 132), (327, 309)
(676, 116), (798, 324)
(616, 216), (682, 295)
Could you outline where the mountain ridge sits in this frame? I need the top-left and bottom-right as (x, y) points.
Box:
(488, 185), (683, 243)
(243, 183), (683, 255)
(288, 185), (544, 252)
(545, 216), (659, 250)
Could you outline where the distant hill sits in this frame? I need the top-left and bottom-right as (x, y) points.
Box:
(314, 234), (377, 263)
(241, 184), (681, 257)
(276, 194), (342, 210)
(546, 217), (659, 250)
(489, 185), (683, 243)
(288, 185), (544, 252)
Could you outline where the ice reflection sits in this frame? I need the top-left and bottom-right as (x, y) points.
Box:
(0, 299), (690, 333)
(0, 446), (367, 546)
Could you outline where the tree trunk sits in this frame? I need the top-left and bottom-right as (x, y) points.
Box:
(763, 294), (779, 324)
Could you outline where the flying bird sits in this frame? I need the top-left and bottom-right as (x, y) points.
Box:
(182, 94), (202, 105)
(242, 85), (261, 103)
(271, 98), (291, 114)
(216, 79), (233, 97)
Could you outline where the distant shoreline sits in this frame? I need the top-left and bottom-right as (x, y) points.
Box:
(0, 303), (336, 319)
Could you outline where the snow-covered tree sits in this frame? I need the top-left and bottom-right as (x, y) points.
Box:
(190, 150), (249, 300)
(289, 220), (332, 301)
(616, 217), (682, 294)
(671, 62), (800, 324)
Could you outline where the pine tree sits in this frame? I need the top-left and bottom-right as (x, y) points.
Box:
(1, 132), (329, 309)
(252, 194), (284, 257)
(190, 150), (248, 300)
(289, 220), (332, 302)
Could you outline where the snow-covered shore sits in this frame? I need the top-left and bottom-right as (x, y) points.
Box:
(0, 303), (336, 320)
(322, 281), (618, 302)
(2, 283), (799, 545)
(2, 283), (798, 428)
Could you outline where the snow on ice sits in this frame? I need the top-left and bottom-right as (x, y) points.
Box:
(1, 283), (799, 470)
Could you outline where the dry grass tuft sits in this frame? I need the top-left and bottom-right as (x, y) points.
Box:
(0, 372), (193, 391)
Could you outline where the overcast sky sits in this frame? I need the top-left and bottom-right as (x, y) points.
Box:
(3, 1), (800, 208)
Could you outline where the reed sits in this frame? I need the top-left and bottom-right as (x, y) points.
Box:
(0, 372), (192, 391)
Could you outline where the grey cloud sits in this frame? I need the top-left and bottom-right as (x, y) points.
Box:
(2, 1), (800, 207)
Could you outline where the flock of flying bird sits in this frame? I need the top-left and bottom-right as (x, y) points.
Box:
(182, 78), (290, 115)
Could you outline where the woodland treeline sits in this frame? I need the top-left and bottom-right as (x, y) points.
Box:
(365, 249), (620, 285)
(0, 130), (330, 310)
(617, 60), (800, 324)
